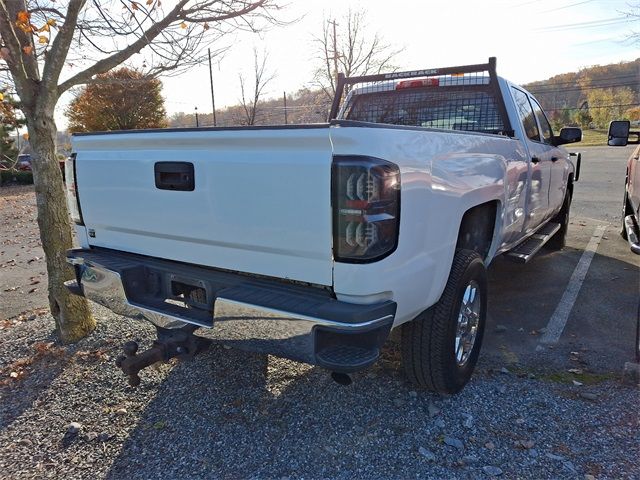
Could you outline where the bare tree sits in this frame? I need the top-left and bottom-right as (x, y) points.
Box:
(238, 48), (275, 125)
(624, 3), (640, 43)
(312, 9), (401, 100)
(0, 0), (282, 342)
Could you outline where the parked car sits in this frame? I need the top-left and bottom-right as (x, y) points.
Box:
(64, 58), (582, 393)
(607, 120), (640, 362)
(608, 120), (640, 255)
(16, 153), (32, 170)
(16, 153), (66, 178)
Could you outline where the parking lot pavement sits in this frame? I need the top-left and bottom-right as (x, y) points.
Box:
(484, 218), (639, 373)
(483, 146), (640, 374)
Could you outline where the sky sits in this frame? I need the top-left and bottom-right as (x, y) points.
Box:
(55, 0), (640, 128)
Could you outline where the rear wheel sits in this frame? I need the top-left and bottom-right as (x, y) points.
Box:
(401, 249), (487, 394)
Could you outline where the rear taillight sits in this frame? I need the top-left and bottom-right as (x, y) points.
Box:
(332, 156), (400, 262)
(65, 153), (84, 225)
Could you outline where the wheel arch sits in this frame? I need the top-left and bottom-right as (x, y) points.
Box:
(455, 200), (501, 262)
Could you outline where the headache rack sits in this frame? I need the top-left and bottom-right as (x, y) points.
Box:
(328, 57), (514, 137)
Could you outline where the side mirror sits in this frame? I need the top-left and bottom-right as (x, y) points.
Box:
(608, 120), (630, 146)
(554, 127), (582, 146)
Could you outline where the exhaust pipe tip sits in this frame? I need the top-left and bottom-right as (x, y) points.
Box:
(331, 371), (352, 386)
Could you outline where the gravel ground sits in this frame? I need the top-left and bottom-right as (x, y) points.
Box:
(0, 185), (48, 319)
(0, 306), (638, 480)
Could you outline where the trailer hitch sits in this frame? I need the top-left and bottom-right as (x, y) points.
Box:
(115, 326), (209, 387)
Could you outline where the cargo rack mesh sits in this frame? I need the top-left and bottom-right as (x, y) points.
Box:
(328, 57), (514, 137)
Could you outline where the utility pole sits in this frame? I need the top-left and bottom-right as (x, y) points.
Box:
(283, 91), (288, 124)
(329, 19), (340, 90)
(195, 106), (199, 128)
(208, 48), (217, 127)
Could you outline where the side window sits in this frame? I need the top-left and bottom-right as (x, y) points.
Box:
(530, 98), (554, 144)
(512, 87), (540, 142)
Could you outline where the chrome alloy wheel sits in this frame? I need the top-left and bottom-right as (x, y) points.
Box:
(455, 280), (481, 366)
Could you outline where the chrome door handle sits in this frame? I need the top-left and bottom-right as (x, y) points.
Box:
(531, 156), (540, 164)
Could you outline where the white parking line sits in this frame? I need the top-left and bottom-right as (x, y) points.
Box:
(539, 225), (608, 344)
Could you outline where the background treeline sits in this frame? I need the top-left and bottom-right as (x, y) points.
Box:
(168, 87), (332, 128)
(524, 58), (639, 129)
(168, 58), (640, 130)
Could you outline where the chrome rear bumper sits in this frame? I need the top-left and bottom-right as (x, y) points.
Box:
(624, 215), (640, 255)
(66, 248), (395, 372)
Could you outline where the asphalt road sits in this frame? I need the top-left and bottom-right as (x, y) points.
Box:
(484, 145), (640, 373)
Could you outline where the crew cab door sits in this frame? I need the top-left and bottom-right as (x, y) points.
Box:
(511, 87), (551, 231)
(530, 97), (568, 213)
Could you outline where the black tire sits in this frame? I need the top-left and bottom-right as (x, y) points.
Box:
(401, 249), (487, 394)
(546, 191), (571, 250)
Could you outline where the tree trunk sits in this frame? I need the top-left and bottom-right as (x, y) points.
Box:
(27, 105), (95, 343)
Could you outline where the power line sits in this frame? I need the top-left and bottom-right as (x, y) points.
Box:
(536, 16), (635, 32)
(529, 81), (640, 96)
(540, 0), (594, 13)
(526, 74), (639, 90)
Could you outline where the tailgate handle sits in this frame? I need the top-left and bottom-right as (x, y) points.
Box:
(154, 162), (194, 191)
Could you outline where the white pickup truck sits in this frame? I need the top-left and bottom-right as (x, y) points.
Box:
(64, 58), (582, 393)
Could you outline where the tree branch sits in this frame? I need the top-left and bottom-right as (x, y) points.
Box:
(58, 0), (189, 94)
(0, 0), (39, 102)
(42, 0), (85, 91)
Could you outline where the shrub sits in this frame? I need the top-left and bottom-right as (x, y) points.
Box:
(0, 169), (33, 185)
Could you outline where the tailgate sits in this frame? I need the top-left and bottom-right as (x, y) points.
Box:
(72, 126), (334, 286)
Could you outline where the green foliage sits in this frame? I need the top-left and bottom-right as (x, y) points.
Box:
(0, 169), (33, 185)
(624, 106), (640, 121)
(587, 87), (635, 128)
(572, 109), (593, 128)
(550, 108), (573, 130)
(66, 67), (167, 132)
(0, 89), (25, 164)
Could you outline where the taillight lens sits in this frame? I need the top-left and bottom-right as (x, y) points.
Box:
(332, 156), (400, 262)
(65, 154), (84, 225)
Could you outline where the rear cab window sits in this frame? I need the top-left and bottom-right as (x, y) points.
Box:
(343, 79), (506, 135)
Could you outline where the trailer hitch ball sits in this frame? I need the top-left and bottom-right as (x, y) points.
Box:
(115, 340), (165, 387)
